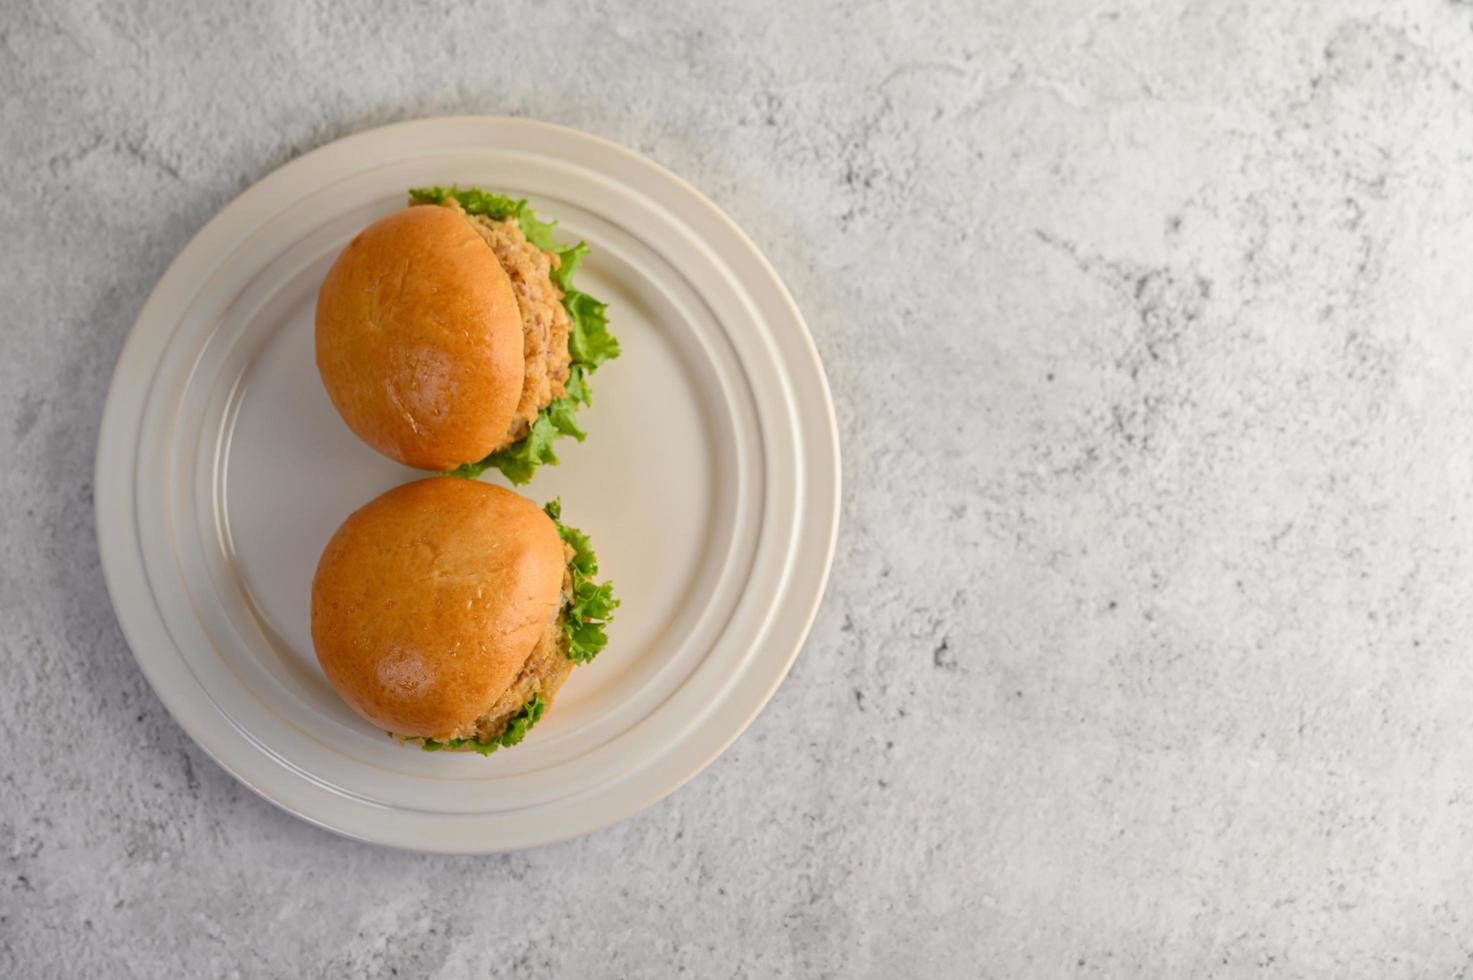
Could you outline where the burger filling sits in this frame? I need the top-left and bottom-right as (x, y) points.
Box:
(398, 498), (618, 756)
(462, 212), (574, 445)
(408, 185), (620, 485)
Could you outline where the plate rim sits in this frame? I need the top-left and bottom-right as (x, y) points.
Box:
(94, 115), (840, 852)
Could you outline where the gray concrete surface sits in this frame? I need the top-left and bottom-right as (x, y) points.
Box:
(5, 0), (1473, 976)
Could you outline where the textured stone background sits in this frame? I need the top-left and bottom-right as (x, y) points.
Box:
(6, 0), (1473, 976)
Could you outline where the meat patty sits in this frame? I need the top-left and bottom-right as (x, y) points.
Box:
(458, 208), (573, 447)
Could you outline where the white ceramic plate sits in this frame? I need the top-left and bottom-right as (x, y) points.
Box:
(94, 117), (839, 853)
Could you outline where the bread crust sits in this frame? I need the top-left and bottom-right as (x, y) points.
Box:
(310, 478), (565, 739)
(315, 206), (524, 470)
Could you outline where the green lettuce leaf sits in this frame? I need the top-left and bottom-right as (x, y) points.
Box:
(549, 241), (586, 290)
(411, 185), (621, 485)
(565, 290), (618, 369)
(408, 184), (548, 245)
(543, 499), (618, 665)
(410, 693), (547, 756)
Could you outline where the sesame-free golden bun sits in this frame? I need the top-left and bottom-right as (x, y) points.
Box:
(315, 206), (524, 471)
(310, 478), (565, 740)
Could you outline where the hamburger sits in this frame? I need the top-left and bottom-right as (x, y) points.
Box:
(315, 186), (620, 483)
(311, 478), (617, 753)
